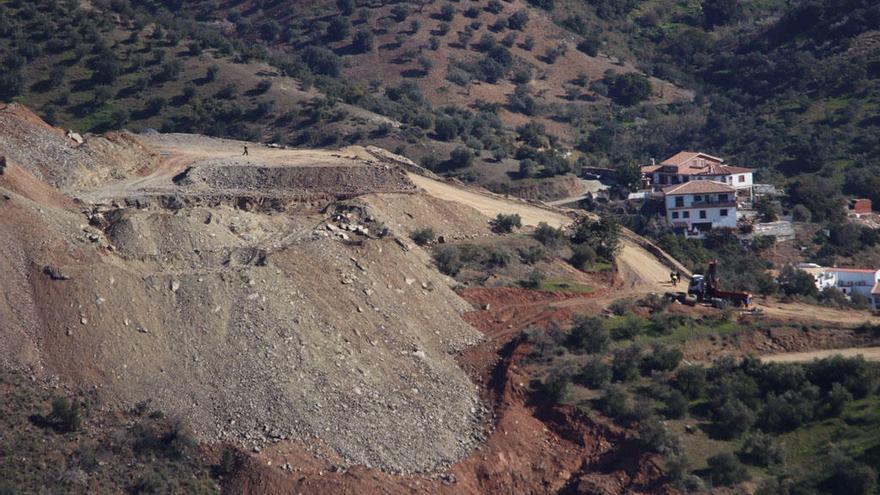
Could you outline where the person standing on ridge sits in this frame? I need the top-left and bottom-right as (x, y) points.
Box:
(242, 145), (249, 156)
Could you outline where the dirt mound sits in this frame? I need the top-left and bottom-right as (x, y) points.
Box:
(0, 109), (504, 474)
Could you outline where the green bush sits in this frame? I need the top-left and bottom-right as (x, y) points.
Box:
(539, 373), (571, 403)
(706, 452), (749, 486)
(662, 389), (688, 419)
(566, 316), (609, 354)
(47, 397), (81, 433)
(352, 29), (373, 53)
(598, 384), (632, 419)
(410, 228), (435, 246)
(519, 245), (545, 264)
(738, 432), (784, 467)
(611, 345), (642, 382)
(521, 268), (546, 289)
(714, 399), (755, 439)
(577, 357), (611, 388)
(674, 366), (707, 400)
(491, 213), (522, 233)
(533, 222), (566, 248)
(640, 344), (683, 374)
(638, 416), (680, 454)
(434, 246), (463, 276)
(569, 244), (597, 271)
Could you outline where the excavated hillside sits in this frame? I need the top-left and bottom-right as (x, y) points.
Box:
(0, 103), (685, 481)
(0, 104), (492, 474)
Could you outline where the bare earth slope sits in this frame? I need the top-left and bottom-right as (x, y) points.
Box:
(0, 116), (492, 474)
(407, 172), (678, 292)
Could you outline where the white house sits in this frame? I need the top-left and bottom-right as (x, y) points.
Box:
(810, 267), (880, 310)
(642, 152), (754, 196)
(663, 180), (737, 237)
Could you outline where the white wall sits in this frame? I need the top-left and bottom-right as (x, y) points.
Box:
(665, 193), (737, 231)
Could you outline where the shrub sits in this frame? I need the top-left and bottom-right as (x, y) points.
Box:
(566, 316), (609, 354)
(521, 268), (546, 289)
(352, 29), (374, 52)
(611, 314), (643, 339)
(539, 373), (571, 403)
(571, 217), (620, 261)
(205, 64), (219, 82)
(714, 399), (755, 439)
(806, 355), (874, 399)
(434, 117), (458, 141)
(434, 246), (463, 276)
(674, 366), (707, 399)
(598, 384), (632, 419)
(706, 452), (749, 486)
(640, 344), (683, 374)
(485, 246), (511, 267)
(577, 357), (611, 388)
(508, 10), (529, 30)
(662, 389), (689, 419)
(448, 147), (474, 169)
(639, 416), (680, 454)
(410, 228), (435, 246)
(776, 265), (819, 298)
(569, 244), (597, 270)
(47, 397), (81, 433)
(534, 222), (567, 248)
(300, 46), (342, 77)
(611, 345), (642, 382)
(603, 72), (652, 106)
(791, 204), (812, 222)
(491, 213), (522, 233)
(522, 36), (535, 50)
(391, 4), (410, 22)
(825, 382), (853, 416)
(439, 4), (456, 22)
(576, 33), (601, 57)
(738, 432), (784, 467)
(519, 245), (545, 264)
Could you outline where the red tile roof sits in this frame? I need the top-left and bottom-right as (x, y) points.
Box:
(642, 151), (754, 177)
(662, 151), (723, 166)
(662, 180), (736, 195)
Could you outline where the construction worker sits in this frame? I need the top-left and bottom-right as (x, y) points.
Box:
(242, 145), (249, 156)
(670, 271), (678, 286)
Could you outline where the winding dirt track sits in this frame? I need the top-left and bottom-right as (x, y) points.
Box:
(407, 173), (671, 292)
(760, 347), (880, 363)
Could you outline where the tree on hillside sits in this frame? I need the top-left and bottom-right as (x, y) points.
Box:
(300, 46), (342, 76)
(326, 17), (351, 41)
(336, 0), (354, 15)
(702, 0), (742, 28)
(604, 72), (652, 106)
(352, 29), (374, 53)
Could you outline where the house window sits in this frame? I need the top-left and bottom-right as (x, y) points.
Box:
(694, 195), (702, 202)
(720, 209), (728, 216)
(675, 197), (684, 207)
(738, 175), (745, 183)
(683, 211), (690, 219)
(672, 212), (679, 219)
(719, 194), (728, 202)
(699, 210), (707, 219)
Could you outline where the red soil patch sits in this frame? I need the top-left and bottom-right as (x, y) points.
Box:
(223, 287), (672, 494)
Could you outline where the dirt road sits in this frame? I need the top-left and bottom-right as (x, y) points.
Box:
(752, 300), (880, 327)
(407, 173), (672, 292)
(761, 347), (880, 363)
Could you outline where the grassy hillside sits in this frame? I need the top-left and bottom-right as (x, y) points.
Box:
(1, 0), (878, 203)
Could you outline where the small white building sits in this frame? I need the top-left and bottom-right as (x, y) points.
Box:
(809, 267), (880, 310)
(663, 180), (737, 237)
(642, 151), (754, 196)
